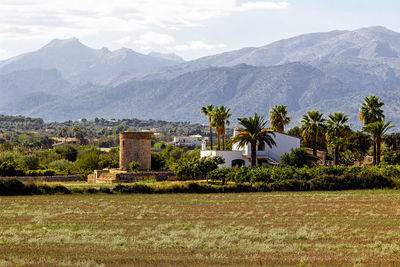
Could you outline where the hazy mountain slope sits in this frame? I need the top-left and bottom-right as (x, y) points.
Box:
(191, 26), (400, 68)
(148, 52), (185, 63)
(2, 63), (348, 121)
(0, 69), (69, 104)
(0, 38), (182, 84)
(121, 26), (400, 83)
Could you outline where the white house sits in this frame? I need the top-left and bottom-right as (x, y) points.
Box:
(200, 128), (300, 168)
(170, 135), (207, 147)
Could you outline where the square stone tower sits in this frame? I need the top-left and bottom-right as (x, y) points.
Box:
(119, 131), (151, 171)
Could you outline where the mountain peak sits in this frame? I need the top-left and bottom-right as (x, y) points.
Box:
(43, 37), (84, 49)
(354, 26), (399, 36)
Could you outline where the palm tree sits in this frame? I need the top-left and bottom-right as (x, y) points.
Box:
(359, 95), (385, 165)
(232, 113), (276, 166)
(300, 110), (326, 157)
(363, 120), (395, 165)
(269, 105), (291, 133)
(201, 105), (215, 150)
(61, 126), (68, 143)
(212, 106), (232, 150)
(326, 112), (352, 165)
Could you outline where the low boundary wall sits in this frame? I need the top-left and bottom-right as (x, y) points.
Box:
(1, 175), (82, 182)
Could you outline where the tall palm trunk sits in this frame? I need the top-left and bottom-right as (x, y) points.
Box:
(312, 139), (317, 156)
(217, 134), (221, 150)
(376, 139), (381, 165)
(373, 138), (377, 165)
(209, 118), (213, 150)
(250, 141), (257, 166)
(334, 147), (339, 165)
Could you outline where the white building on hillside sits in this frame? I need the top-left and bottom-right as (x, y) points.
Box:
(200, 127), (300, 168)
(170, 135), (207, 147)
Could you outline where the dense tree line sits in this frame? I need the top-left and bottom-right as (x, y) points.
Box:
(0, 115), (208, 147)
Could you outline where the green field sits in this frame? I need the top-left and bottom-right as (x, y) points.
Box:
(1, 191), (400, 266)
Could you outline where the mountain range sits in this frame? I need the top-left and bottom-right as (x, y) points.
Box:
(1, 26), (400, 129)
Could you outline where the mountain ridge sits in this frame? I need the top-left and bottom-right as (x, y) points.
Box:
(1, 26), (400, 130)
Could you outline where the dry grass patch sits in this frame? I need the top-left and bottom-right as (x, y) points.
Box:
(1, 191), (400, 265)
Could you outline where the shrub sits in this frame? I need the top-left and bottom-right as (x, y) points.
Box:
(312, 165), (346, 177)
(382, 152), (400, 165)
(0, 161), (18, 176)
(24, 170), (55, 176)
(151, 153), (165, 170)
(269, 179), (309, 191)
(0, 178), (26, 195)
(172, 156), (224, 180)
(234, 167), (252, 184)
(208, 168), (235, 184)
(280, 147), (309, 167)
(356, 167), (394, 189)
(270, 166), (295, 181)
(16, 154), (40, 170)
(48, 159), (74, 172)
(129, 161), (140, 172)
(249, 167), (271, 184)
(74, 150), (100, 174)
(55, 145), (78, 162)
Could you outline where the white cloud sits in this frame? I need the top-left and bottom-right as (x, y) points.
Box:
(0, 48), (8, 59)
(115, 36), (131, 46)
(0, 1), (289, 40)
(140, 46), (153, 51)
(174, 41), (227, 51)
(135, 32), (175, 45)
(235, 2), (289, 11)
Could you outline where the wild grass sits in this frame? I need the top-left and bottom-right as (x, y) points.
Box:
(0, 191), (400, 265)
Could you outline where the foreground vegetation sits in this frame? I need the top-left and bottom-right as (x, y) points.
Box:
(0, 164), (398, 196)
(1, 191), (400, 266)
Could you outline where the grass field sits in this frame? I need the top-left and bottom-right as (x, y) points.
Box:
(1, 190), (400, 266)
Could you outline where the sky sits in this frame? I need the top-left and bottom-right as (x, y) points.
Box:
(0, 0), (400, 61)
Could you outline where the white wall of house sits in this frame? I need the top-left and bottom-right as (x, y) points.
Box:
(264, 132), (300, 162)
(200, 150), (250, 168)
(232, 132), (299, 162)
(172, 135), (203, 146)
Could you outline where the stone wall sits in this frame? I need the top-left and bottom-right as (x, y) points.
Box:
(1, 175), (82, 182)
(88, 169), (175, 184)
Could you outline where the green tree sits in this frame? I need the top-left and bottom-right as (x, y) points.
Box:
(280, 147), (309, 167)
(269, 105), (291, 133)
(347, 131), (373, 161)
(359, 95), (385, 165)
(300, 110), (326, 156)
(232, 113), (276, 167)
(72, 126), (87, 145)
(363, 120), (395, 165)
(384, 133), (400, 152)
(55, 145), (78, 162)
(16, 154), (39, 170)
(287, 126), (301, 138)
(325, 112), (352, 165)
(201, 105), (215, 150)
(212, 106), (231, 150)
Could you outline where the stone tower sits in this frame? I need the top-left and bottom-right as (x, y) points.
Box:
(119, 131), (151, 171)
